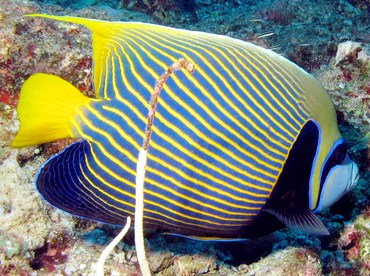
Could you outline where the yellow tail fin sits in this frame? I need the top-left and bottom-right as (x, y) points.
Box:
(11, 73), (91, 147)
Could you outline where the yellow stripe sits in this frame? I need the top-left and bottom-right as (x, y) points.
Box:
(81, 154), (252, 230)
(197, 38), (307, 125)
(165, 32), (301, 136)
(106, 39), (278, 187)
(76, 110), (267, 218)
(131, 29), (296, 141)
(117, 30), (289, 161)
(105, 50), (273, 194)
(80, 104), (270, 205)
(90, 105), (268, 207)
(176, 33), (307, 123)
(101, 46), (111, 99)
(93, 51), (273, 195)
(85, 140), (255, 225)
(109, 36), (279, 183)
(103, 105), (270, 202)
(226, 45), (309, 121)
(125, 28), (292, 149)
(219, 39), (311, 116)
(79, 157), (136, 215)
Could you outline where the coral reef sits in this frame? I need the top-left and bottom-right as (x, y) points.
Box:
(0, 0), (369, 275)
(240, 247), (323, 276)
(348, 0), (370, 10)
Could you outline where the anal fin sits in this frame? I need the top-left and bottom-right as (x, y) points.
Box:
(161, 232), (248, 242)
(36, 141), (132, 225)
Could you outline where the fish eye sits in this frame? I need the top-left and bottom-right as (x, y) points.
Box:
(332, 143), (347, 164)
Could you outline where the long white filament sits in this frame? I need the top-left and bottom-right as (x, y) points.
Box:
(96, 58), (194, 276)
(96, 216), (131, 275)
(134, 149), (151, 275)
(133, 58), (194, 276)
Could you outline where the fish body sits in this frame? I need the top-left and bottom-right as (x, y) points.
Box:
(12, 15), (359, 238)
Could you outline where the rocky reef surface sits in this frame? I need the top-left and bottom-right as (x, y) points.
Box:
(0, 0), (369, 275)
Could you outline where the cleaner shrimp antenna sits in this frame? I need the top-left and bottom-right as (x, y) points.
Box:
(135, 58), (195, 276)
(96, 58), (194, 276)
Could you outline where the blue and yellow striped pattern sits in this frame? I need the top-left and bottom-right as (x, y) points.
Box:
(34, 16), (328, 237)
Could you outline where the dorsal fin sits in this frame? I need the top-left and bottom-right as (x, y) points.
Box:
(27, 14), (116, 98)
(36, 141), (135, 224)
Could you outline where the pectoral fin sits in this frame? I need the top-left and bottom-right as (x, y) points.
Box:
(263, 208), (329, 235)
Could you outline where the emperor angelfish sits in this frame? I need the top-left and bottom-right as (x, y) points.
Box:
(12, 14), (359, 238)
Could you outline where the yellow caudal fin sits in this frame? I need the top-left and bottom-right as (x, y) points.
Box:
(11, 73), (92, 147)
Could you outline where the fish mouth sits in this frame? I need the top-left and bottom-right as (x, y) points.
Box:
(346, 161), (359, 192)
(314, 155), (359, 213)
